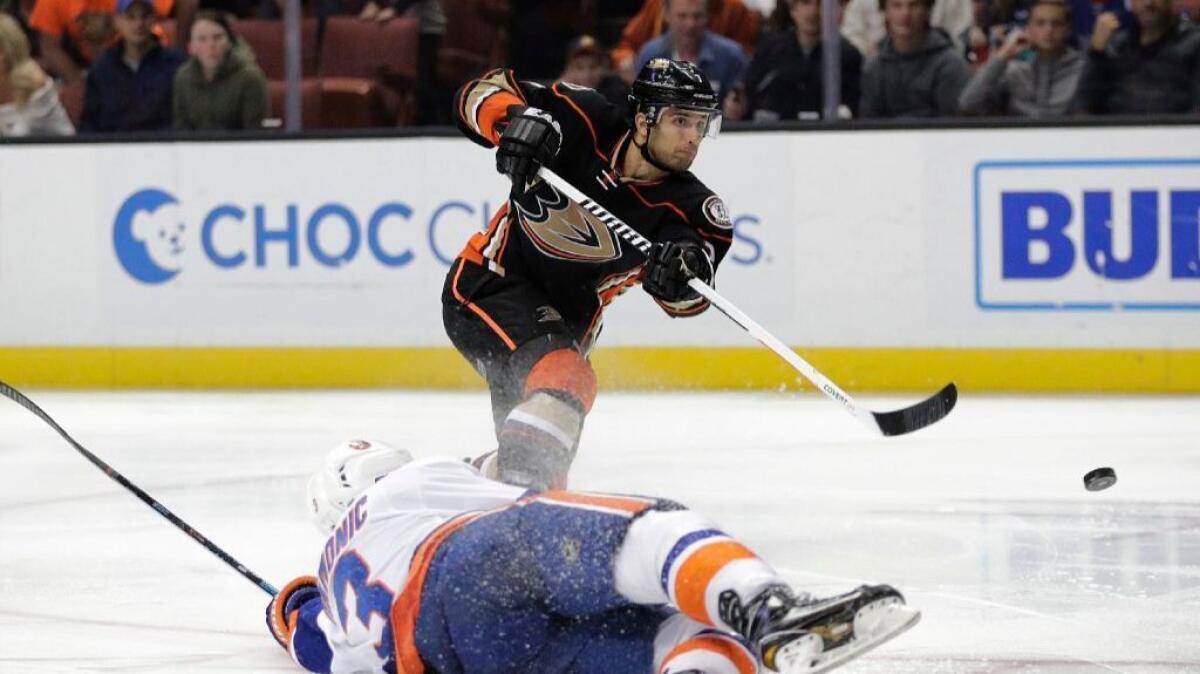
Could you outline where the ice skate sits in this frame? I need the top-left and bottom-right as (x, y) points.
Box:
(721, 584), (920, 673)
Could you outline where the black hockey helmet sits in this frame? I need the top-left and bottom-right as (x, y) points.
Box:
(628, 58), (722, 137)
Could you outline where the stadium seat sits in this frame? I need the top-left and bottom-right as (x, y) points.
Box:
(58, 79), (85, 129)
(317, 16), (419, 125)
(266, 78), (323, 129)
(317, 16), (418, 81)
(234, 18), (319, 81)
(437, 0), (510, 87)
(159, 18), (177, 48)
(318, 77), (390, 128)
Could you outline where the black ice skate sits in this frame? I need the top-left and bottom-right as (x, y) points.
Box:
(719, 584), (920, 674)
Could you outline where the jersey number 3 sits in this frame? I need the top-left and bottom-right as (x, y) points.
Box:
(332, 551), (395, 659)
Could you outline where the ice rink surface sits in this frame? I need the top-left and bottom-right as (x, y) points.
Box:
(1, 389), (1197, 673)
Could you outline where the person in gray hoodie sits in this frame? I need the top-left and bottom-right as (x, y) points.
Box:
(859, 0), (970, 117)
(958, 0), (1083, 117)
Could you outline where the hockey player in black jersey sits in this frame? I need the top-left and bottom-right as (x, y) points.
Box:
(444, 58), (734, 491)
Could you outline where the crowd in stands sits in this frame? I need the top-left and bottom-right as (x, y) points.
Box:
(0, 0), (1196, 137)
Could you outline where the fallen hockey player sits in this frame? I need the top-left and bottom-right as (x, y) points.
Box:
(267, 440), (920, 673)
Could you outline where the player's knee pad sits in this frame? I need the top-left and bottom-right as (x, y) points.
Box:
(655, 614), (757, 674)
(497, 390), (583, 490)
(523, 348), (597, 413)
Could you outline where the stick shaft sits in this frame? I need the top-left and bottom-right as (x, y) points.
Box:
(0, 381), (278, 596)
(537, 167), (884, 434)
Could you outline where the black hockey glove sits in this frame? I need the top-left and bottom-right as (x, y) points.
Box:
(496, 106), (562, 194)
(642, 241), (713, 303)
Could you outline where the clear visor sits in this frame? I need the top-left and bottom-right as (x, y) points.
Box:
(655, 106), (722, 139)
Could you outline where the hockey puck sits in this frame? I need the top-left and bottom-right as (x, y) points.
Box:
(1084, 467), (1117, 492)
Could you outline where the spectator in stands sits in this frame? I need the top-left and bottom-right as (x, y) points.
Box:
(724, 0), (862, 120)
(859, 0), (970, 116)
(172, 10), (266, 130)
(0, 13), (73, 134)
(28, 0), (173, 81)
(79, 0), (182, 131)
(558, 34), (629, 108)
(959, 0), (1082, 116)
(842, 0), (972, 58)
(1075, 0), (1200, 113)
(613, 0), (760, 81)
(1069, 0), (1132, 47)
(634, 0), (749, 98)
(1, 0), (41, 57)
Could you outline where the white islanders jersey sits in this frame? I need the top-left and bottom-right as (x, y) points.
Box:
(312, 457), (525, 674)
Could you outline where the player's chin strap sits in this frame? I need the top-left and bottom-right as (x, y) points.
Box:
(535, 167), (959, 438)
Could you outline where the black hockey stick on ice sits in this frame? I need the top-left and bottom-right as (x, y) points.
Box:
(537, 168), (957, 437)
(0, 380), (278, 596)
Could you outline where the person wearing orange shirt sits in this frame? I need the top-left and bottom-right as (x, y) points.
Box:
(28, 0), (171, 81)
(612, 0), (761, 82)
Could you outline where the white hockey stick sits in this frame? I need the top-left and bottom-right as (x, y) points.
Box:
(537, 167), (956, 436)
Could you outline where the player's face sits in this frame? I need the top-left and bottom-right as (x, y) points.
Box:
(648, 108), (709, 171)
(1026, 4), (1069, 51)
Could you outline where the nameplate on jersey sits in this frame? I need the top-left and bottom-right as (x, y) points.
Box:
(515, 188), (623, 263)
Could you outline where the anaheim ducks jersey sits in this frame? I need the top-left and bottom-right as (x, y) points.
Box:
(452, 69), (734, 352)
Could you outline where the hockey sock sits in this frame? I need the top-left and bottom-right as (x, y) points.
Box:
(614, 509), (782, 634)
(497, 391), (583, 489)
(497, 348), (596, 490)
(655, 613), (758, 674)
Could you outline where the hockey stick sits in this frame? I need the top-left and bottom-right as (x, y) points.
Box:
(536, 168), (957, 436)
(0, 380), (278, 596)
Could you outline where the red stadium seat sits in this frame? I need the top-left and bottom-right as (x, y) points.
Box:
(317, 16), (419, 125)
(234, 18), (319, 81)
(318, 77), (390, 128)
(266, 78), (323, 129)
(58, 79), (85, 129)
(158, 18), (178, 48)
(317, 16), (418, 81)
(437, 0), (510, 86)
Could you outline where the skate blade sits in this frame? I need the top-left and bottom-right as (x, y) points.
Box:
(775, 598), (921, 674)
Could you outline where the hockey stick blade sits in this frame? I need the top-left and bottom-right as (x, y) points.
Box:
(870, 382), (957, 437)
(536, 167), (958, 437)
(0, 380), (278, 596)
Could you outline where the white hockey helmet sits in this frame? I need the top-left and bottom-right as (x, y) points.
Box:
(306, 439), (413, 534)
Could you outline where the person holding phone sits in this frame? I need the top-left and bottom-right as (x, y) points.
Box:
(958, 0), (1082, 116)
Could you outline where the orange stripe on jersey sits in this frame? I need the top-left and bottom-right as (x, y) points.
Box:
(627, 183), (691, 226)
(462, 202), (510, 265)
(698, 228), (734, 244)
(476, 91), (524, 144)
(536, 490), (654, 516)
(552, 83), (607, 162)
(450, 259), (518, 351)
(660, 634), (757, 674)
(391, 513), (481, 674)
(674, 541), (757, 625)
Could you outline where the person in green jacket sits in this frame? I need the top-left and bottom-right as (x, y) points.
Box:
(173, 10), (268, 131)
